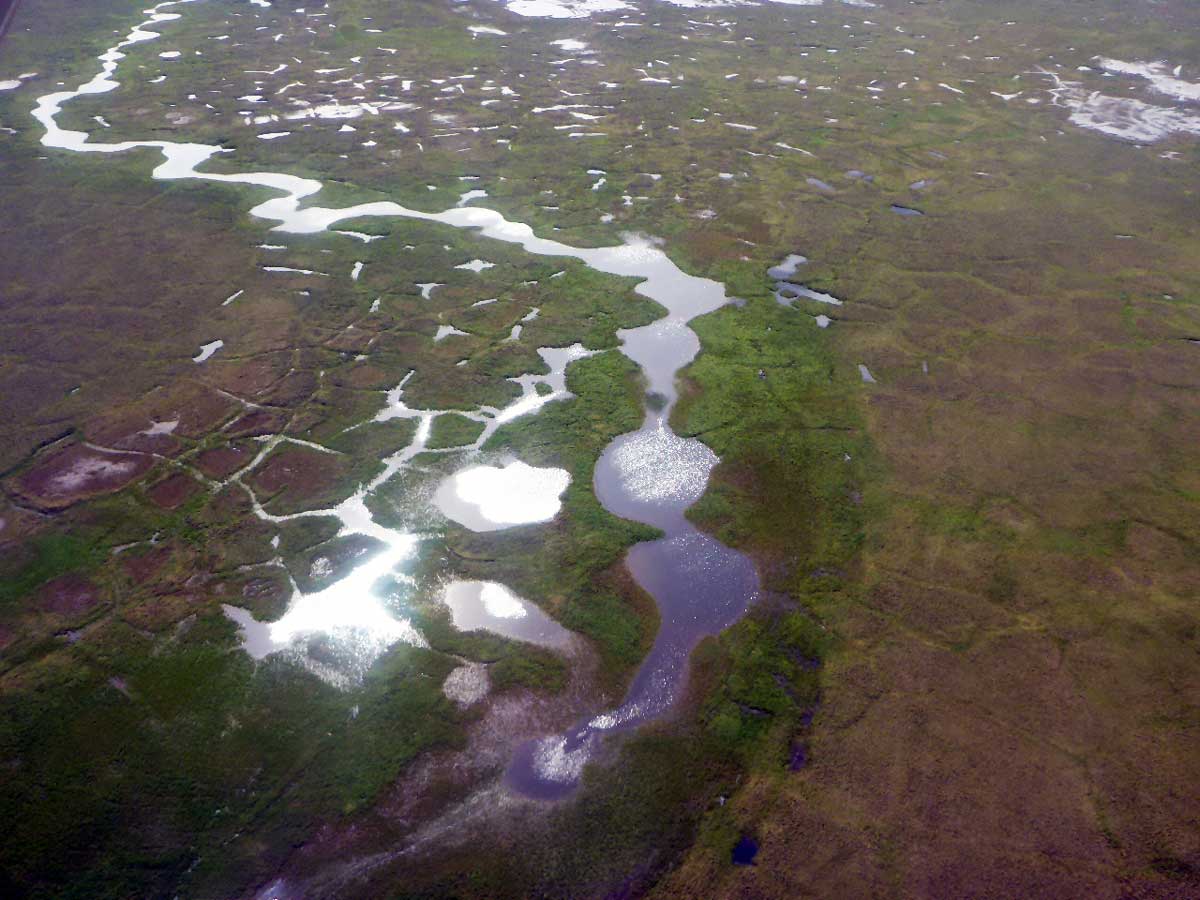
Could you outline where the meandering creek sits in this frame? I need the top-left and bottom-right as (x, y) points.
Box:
(32, 0), (760, 799)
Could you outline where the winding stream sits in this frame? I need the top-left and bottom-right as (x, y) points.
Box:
(29, 0), (760, 799)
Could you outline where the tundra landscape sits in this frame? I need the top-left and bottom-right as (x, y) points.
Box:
(0, 0), (1197, 897)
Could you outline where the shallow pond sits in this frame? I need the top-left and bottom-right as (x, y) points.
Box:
(434, 461), (570, 532)
(442, 580), (574, 649)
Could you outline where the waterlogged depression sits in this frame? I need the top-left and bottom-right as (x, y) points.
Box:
(442, 581), (575, 649)
(435, 461), (571, 532)
(30, 0), (761, 800)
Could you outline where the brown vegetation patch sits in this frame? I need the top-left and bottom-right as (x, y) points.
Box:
(121, 545), (173, 586)
(0, 496), (47, 549)
(325, 325), (375, 354)
(9, 444), (154, 511)
(237, 572), (292, 620)
(334, 362), (393, 390)
(247, 445), (353, 514)
(82, 414), (183, 456)
(194, 444), (252, 479)
(85, 381), (240, 446)
(147, 472), (202, 510)
(225, 408), (287, 437)
(202, 353), (293, 397)
(120, 593), (204, 632)
(259, 370), (320, 407)
(36, 574), (102, 618)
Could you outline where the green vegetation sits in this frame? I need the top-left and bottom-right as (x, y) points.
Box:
(427, 413), (486, 449)
(677, 299), (872, 589)
(413, 604), (569, 694)
(0, 609), (451, 898)
(0, 534), (106, 608)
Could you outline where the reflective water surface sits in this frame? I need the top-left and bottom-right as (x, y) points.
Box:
(442, 581), (574, 649)
(434, 461), (570, 532)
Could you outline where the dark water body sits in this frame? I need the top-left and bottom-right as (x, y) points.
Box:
(506, 267), (762, 799)
(505, 520), (759, 799)
(890, 204), (924, 216)
(732, 835), (759, 865)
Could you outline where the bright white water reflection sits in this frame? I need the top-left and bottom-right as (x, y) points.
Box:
(222, 345), (585, 683)
(223, 490), (427, 685)
(594, 420), (717, 530)
(442, 581), (573, 648)
(240, 541), (421, 662)
(435, 461), (570, 532)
